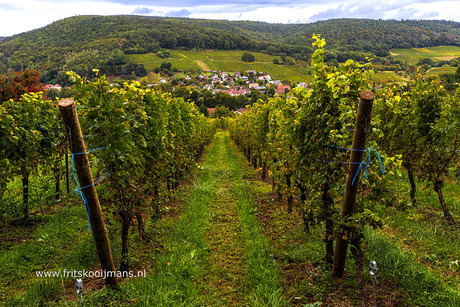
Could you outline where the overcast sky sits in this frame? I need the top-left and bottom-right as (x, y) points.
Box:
(0, 0), (459, 37)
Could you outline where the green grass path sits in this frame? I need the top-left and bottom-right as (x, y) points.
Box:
(126, 131), (286, 306)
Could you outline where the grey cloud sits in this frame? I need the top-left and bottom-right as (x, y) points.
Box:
(195, 4), (260, 14)
(166, 9), (192, 17)
(309, 4), (366, 21)
(308, 2), (429, 21)
(397, 7), (441, 19)
(132, 7), (155, 14)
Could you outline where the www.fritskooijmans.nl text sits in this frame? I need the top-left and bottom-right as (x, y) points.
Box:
(35, 269), (146, 279)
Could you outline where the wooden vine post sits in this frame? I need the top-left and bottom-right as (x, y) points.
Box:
(331, 91), (375, 278)
(58, 98), (118, 289)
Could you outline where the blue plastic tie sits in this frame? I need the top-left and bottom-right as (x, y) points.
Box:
(70, 146), (111, 231)
(78, 173), (112, 191)
(318, 146), (385, 186)
(439, 147), (460, 152)
(72, 146), (112, 155)
(351, 161), (366, 186)
(71, 153), (91, 231)
(351, 147), (385, 186)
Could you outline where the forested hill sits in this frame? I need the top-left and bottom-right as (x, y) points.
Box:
(175, 18), (460, 56)
(0, 15), (459, 83)
(290, 19), (460, 56)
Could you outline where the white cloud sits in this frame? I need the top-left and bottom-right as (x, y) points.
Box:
(0, 0), (141, 36)
(404, 1), (460, 20)
(186, 4), (337, 23)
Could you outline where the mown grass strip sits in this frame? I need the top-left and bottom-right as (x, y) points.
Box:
(198, 133), (247, 306)
(224, 133), (287, 307)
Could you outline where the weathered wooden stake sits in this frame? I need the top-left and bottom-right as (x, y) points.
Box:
(58, 98), (118, 288)
(331, 91), (374, 278)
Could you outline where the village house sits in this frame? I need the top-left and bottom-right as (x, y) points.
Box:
(270, 80), (282, 85)
(275, 84), (291, 95)
(234, 108), (248, 115)
(207, 108), (216, 116)
(44, 84), (62, 90)
(248, 82), (260, 88)
(210, 73), (221, 83)
(217, 87), (251, 96)
(258, 74), (271, 82)
(233, 71), (241, 78)
(297, 82), (310, 89)
(223, 76), (234, 83)
(198, 74), (208, 82)
(203, 84), (213, 90)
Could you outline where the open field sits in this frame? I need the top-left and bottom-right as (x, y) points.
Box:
(390, 46), (460, 64)
(427, 66), (457, 75)
(126, 51), (202, 71)
(127, 50), (314, 83)
(371, 71), (408, 84)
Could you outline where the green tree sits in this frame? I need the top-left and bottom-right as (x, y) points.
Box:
(210, 106), (234, 118)
(199, 104), (209, 116)
(241, 52), (255, 62)
(135, 64), (148, 77)
(416, 57), (436, 67)
(267, 87), (275, 97)
(160, 62), (172, 71)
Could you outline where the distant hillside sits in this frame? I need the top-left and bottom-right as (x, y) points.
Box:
(0, 15), (459, 84)
(288, 19), (460, 56)
(174, 18), (460, 56)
